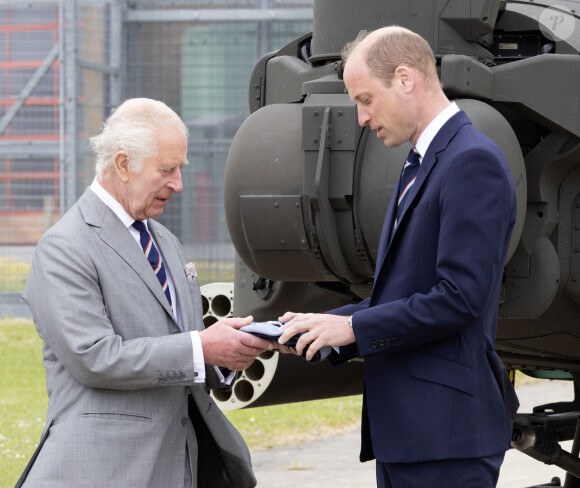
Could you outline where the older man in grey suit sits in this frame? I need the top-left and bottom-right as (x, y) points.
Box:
(17, 98), (271, 488)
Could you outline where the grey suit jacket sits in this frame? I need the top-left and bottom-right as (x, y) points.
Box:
(17, 188), (256, 488)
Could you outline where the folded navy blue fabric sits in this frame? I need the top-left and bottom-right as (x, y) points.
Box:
(240, 321), (331, 361)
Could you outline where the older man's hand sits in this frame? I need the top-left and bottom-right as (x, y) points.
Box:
(200, 316), (273, 371)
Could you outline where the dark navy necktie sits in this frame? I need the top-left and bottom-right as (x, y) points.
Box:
(132, 220), (172, 306)
(395, 147), (421, 226)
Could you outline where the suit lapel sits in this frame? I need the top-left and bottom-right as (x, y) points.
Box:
(78, 189), (177, 323)
(374, 182), (400, 275)
(389, 153), (432, 237)
(148, 220), (196, 332)
(373, 111), (471, 284)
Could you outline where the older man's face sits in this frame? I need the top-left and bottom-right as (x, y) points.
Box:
(119, 129), (187, 221)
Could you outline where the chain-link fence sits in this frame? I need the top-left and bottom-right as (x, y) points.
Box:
(0, 0), (313, 312)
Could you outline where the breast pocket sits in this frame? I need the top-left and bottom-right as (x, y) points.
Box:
(409, 199), (430, 218)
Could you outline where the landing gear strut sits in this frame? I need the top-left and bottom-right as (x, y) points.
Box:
(513, 379), (580, 488)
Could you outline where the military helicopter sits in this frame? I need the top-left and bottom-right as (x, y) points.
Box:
(200, 1), (580, 485)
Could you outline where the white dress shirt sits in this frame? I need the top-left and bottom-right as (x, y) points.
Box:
(414, 101), (460, 160)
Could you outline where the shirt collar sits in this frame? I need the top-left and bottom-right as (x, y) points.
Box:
(414, 102), (460, 159)
(90, 177), (148, 230)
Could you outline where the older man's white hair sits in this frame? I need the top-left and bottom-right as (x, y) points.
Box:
(90, 98), (189, 177)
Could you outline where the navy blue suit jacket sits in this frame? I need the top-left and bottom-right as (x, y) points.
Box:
(330, 111), (519, 464)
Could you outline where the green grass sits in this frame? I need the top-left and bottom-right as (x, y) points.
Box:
(0, 257), (30, 292)
(0, 318), (362, 487)
(225, 396), (362, 450)
(0, 318), (47, 487)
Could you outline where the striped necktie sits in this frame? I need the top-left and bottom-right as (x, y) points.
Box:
(132, 220), (172, 306)
(395, 147), (421, 226)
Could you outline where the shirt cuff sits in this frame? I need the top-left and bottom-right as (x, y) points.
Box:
(216, 368), (237, 386)
(190, 331), (206, 384)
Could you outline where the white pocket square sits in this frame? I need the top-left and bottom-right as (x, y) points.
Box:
(184, 262), (197, 281)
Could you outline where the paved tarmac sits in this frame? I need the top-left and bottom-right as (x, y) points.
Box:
(251, 379), (576, 487)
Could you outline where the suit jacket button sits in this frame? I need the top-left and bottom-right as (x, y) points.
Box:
(371, 341), (378, 349)
(384, 339), (391, 346)
(181, 417), (188, 426)
(378, 339), (385, 347)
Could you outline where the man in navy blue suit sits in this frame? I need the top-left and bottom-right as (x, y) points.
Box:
(278, 26), (519, 488)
